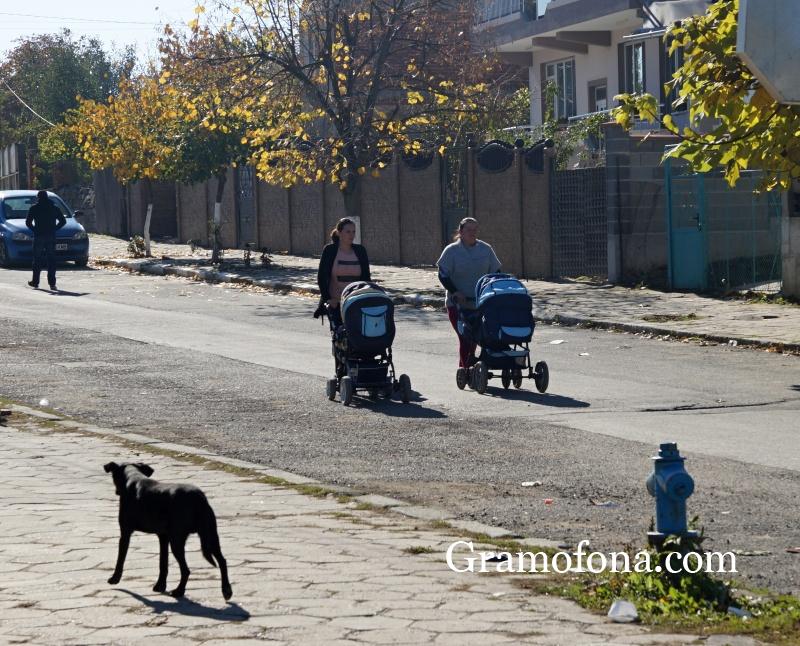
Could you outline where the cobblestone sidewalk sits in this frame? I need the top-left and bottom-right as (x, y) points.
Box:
(88, 236), (800, 352)
(0, 407), (755, 645)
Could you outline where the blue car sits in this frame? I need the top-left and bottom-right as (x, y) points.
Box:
(0, 190), (90, 267)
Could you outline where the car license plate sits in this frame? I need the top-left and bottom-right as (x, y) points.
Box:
(55, 243), (68, 251)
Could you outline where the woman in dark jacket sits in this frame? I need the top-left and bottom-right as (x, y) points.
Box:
(315, 218), (371, 326)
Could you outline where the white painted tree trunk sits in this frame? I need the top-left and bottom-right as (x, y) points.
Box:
(144, 203), (153, 257)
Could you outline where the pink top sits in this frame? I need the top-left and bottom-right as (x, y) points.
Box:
(329, 247), (361, 300)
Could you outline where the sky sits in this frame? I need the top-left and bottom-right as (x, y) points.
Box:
(0, 1), (200, 63)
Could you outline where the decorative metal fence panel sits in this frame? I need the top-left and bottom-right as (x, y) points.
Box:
(666, 160), (782, 293)
(550, 167), (608, 278)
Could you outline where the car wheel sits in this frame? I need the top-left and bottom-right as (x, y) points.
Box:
(74, 257), (89, 267)
(340, 376), (354, 406)
(0, 241), (10, 268)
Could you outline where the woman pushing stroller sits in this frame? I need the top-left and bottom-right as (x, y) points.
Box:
(436, 217), (501, 369)
(437, 217), (549, 394)
(315, 218), (411, 405)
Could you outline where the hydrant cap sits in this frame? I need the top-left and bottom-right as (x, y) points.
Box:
(665, 471), (695, 499)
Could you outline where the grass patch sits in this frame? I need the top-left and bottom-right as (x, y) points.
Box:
(513, 533), (800, 644)
(641, 313), (699, 323)
(403, 546), (436, 555)
(732, 291), (800, 307)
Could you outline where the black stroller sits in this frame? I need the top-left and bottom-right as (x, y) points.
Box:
(457, 273), (549, 394)
(325, 281), (411, 406)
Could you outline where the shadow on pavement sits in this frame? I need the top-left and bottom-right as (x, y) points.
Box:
(121, 589), (250, 621)
(348, 393), (448, 419)
(790, 385), (800, 392)
(49, 289), (89, 297)
(481, 388), (590, 408)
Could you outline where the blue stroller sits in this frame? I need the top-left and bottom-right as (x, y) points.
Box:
(457, 273), (549, 394)
(325, 281), (411, 406)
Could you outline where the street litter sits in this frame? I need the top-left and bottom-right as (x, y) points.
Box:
(727, 607), (752, 620)
(786, 547), (800, 554)
(728, 340), (738, 347)
(543, 498), (554, 505)
(590, 499), (620, 508)
(39, 399), (49, 407)
(549, 339), (565, 345)
(579, 352), (590, 356)
(608, 599), (639, 623)
(521, 481), (543, 487)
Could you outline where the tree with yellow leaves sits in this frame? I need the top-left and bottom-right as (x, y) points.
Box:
(179, 0), (507, 221)
(613, 0), (800, 190)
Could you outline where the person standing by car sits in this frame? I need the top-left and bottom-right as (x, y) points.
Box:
(315, 218), (371, 327)
(25, 190), (66, 290)
(437, 217), (501, 369)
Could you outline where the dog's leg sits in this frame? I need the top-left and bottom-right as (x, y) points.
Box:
(215, 547), (233, 601)
(108, 529), (131, 585)
(168, 535), (190, 598)
(153, 533), (169, 593)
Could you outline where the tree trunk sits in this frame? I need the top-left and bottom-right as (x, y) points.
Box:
(142, 178), (154, 258)
(341, 176), (363, 244)
(211, 170), (227, 265)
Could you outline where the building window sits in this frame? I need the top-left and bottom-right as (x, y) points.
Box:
(622, 41), (646, 94)
(664, 45), (686, 113)
(545, 58), (576, 121)
(588, 79), (608, 113)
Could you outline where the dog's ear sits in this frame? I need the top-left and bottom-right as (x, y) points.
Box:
(135, 463), (154, 477)
(103, 462), (118, 473)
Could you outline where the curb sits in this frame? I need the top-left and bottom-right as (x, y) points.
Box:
(94, 257), (800, 354)
(7, 401), (529, 544)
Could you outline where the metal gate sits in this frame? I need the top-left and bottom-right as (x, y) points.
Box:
(236, 165), (257, 247)
(550, 167), (607, 278)
(441, 146), (468, 245)
(665, 158), (782, 292)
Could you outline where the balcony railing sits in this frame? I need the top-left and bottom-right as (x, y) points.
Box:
(475, 0), (537, 25)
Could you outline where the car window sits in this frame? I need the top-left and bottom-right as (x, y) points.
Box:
(1, 195), (72, 219)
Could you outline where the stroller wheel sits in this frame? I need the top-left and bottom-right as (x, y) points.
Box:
(456, 368), (467, 390)
(512, 368), (523, 389)
(399, 374), (412, 404)
(340, 376), (354, 406)
(474, 362), (489, 394)
(501, 369), (511, 390)
(326, 378), (337, 401)
(466, 367), (476, 390)
(534, 361), (549, 393)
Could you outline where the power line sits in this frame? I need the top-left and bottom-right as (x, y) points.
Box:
(0, 79), (57, 127)
(0, 11), (162, 26)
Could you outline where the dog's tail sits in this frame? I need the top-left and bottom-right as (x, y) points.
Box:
(198, 498), (220, 568)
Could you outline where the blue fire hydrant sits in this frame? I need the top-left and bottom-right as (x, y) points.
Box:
(646, 442), (698, 545)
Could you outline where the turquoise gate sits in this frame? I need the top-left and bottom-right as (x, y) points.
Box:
(665, 158), (782, 293)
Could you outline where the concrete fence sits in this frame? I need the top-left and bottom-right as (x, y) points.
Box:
(96, 149), (553, 274)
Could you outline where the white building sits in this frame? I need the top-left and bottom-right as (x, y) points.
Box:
(477, 0), (710, 126)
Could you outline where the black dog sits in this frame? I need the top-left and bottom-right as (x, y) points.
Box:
(103, 462), (232, 600)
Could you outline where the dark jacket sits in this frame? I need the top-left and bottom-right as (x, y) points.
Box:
(316, 241), (371, 311)
(26, 198), (66, 238)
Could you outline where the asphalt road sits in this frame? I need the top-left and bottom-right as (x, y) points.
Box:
(1, 264), (799, 594)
